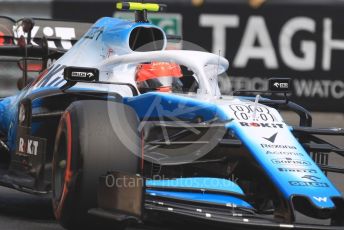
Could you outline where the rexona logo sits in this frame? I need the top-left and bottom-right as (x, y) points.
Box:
(271, 158), (311, 166)
(239, 122), (283, 128)
(261, 144), (297, 149)
(267, 151), (303, 156)
(278, 168), (317, 173)
(289, 181), (329, 188)
(18, 137), (39, 156)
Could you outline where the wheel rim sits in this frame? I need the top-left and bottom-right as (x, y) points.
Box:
(54, 134), (67, 203)
(53, 112), (73, 220)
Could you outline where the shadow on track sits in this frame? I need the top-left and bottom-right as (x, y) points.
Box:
(0, 186), (54, 220)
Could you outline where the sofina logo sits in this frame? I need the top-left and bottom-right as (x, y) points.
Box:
(271, 158), (311, 166)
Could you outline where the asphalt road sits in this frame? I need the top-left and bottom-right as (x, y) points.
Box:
(0, 112), (342, 230)
(0, 187), (61, 230)
(282, 112), (344, 192)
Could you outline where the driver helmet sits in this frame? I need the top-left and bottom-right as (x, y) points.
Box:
(136, 62), (182, 92)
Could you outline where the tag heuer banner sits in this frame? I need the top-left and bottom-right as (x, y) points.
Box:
(52, 0), (344, 112)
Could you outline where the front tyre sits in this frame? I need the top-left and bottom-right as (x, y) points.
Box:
(52, 100), (140, 229)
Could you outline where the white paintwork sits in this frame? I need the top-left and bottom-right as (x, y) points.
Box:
(97, 50), (229, 99)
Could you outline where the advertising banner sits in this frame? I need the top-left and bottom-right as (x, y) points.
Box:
(53, 0), (344, 112)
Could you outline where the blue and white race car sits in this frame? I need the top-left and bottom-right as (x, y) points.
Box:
(0, 2), (343, 230)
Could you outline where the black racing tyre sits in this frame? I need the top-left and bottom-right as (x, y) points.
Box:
(52, 100), (140, 229)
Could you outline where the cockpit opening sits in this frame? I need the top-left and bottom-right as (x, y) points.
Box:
(129, 27), (165, 52)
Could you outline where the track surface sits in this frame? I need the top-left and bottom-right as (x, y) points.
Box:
(0, 187), (61, 230)
(0, 112), (342, 230)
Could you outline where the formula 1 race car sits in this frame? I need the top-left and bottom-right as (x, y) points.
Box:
(0, 2), (343, 230)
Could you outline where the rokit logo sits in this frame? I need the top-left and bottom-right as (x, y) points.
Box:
(271, 158), (311, 166)
(261, 144), (297, 150)
(18, 137), (39, 156)
(267, 151), (303, 156)
(239, 122), (283, 128)
(278, 168), (317, 173)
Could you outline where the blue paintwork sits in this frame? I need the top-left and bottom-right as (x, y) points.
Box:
(124, 92), (342, 210)
(226, 120), (341, 210)
(0, 83), (118, 153)
(57, 17), (165, 66)
(99, 17), (165, 55)
(0, 16), (164, 148)
(146, 189), (253, 209)
(146, 177), (245, 196)
(0, 95), (23, 152)
(0, 96), (17, 135)
(123, 92), (228, 122)
(0, 82), (342, 211)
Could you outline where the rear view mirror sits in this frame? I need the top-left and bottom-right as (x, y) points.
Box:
(268, 78), (292, 93)
(17, 59), (44, 72)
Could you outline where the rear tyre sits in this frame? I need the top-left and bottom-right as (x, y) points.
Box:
(52, 100), (140, 229)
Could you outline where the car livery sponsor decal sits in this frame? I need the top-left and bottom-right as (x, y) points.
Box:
(278, 168), (317, 173)
(224, 101), (341, 209)
(263, 132), (278, 143)
(13, 20), (91, 50)
(16, 135), (46, 157)
(289, 181), (329, 188)
(313, 197), (328, 203)
(239, 122), (284, 128)
(229, 104), (277, 122)
(266, 151), (303, 156)
(271, 158), (311, 166)
(302, 175), (321, 182)
(261, 144), (297, 149)
(18, 137), (39, 156)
